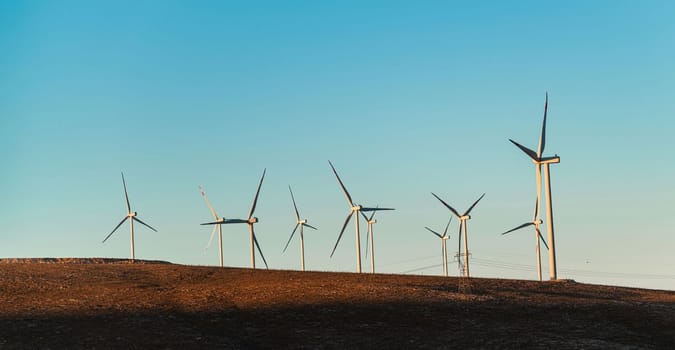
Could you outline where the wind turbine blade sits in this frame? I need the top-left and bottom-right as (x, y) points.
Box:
(199, 185), (219, 220)
(252, 228), (269, 269)
(359, 210), (369, 221)
(536, 164), (542, 220)
(443, 217), (452, 237)
(222, 219), (249, 224)
(536, 227), (549, 250)
(509, 139), (539, 161)
(103, 217), (128, 243)
(425, 227), (443, 239)
(201, 221), (221, 225)
(204, 224), (218, 252)
(369, 205), (378, 221)
(304, 223), (318, 230)
(457, 224), (462, 266)
(501, 222), (533, 235)
(121, 172), (131, 214)
(364, 223), (370, 260)
(248, 168), (266, 219)
(431, 193), (460, 218)
(532, 196), (540, 221)
(361, 207), (394, 212)
(330, 212), (353, 257)
(134, 217), (158, 232)
(288, 186), (300, 221)
(283, 224), (300, 253)
(328, 160), (354, 206)
(463, 193), (486, 216)
(537, 92), (548, 158)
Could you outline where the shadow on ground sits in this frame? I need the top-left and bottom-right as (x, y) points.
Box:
(1, 299), (672, 350)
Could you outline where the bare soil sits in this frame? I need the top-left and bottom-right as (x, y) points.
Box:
(1, 258), (673, 349)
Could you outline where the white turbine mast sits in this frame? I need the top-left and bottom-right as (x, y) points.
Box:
(500, 198), (549, 281)
(283, 186), (318, 271)
(424, 217), (452, 277)
(509, 92), (560, 280)
(328, 161), (394, 273)
(201, 169), (268, 269)
(198, 185), (225, 267)
(431, 192), (485, 278)
(103, 172), (158, 262)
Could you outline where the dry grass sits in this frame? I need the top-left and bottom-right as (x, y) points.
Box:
(1, 258), (673, 349)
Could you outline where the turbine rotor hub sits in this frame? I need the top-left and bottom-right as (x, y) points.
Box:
(249, 217), (258, 224)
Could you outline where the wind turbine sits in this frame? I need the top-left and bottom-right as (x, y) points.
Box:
(359, 207), (391, 274)
(328, 161), (394, 273)
(424, 217), (452, 277)
(509, 92), (561, 280)
(501, 199), (549, 281)
(201, 169), (268, 269)
(103, 172), (157, 262)
(431, 192), (485, 278)
(198, 185), (225, 267)
(283, 186), (317, 271)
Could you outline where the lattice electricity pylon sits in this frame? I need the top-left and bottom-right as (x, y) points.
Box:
(455, 252), (472, 294)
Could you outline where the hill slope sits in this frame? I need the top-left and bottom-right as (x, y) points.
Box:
(1, 259), (673, 349)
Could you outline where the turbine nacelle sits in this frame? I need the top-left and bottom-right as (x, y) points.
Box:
(128, 211), (137, 217)
(534, 156), (561, 165)
(533, 219), (543, 225)
(248, 217), (259, 224)
(351, 205), (363, 211)
(368, 219), (377, 224)
(297, 219), (308, 225)
(459, 215), (470, 221)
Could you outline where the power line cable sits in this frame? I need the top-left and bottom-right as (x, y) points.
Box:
(400, 255), (675, 281)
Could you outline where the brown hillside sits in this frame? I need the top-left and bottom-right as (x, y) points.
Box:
(0, 259), (673, 349)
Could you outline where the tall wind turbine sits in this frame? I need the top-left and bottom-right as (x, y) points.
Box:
(431, 192), (485, 278)
(283, 186), (317, 271)
(501, 199), (549, 281)
(198, 185), (225, 267)
(328, 161), (394, 273)
(424, 217), (452, 277)
(201, 169), (268, 269)
(509, 92), (561, 280)
(103, 172), (157, 262)
(359, 207), (392, 274)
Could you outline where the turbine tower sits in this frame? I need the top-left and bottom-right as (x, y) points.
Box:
(103, 172), (157, 262)
(328, 161), (394, 273)
(509, 93), (560, 280)
(425, 217), (452, 277)
(202, 169), (268, 269)
(431, 192), (485, 278)
(283, 186), (317, 271)
(198, 185), (225, 267)
(359, 207), (392, 274)
(501, 199), (549, 281)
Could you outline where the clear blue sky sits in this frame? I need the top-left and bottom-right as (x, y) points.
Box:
(1, 1), (674, 290)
